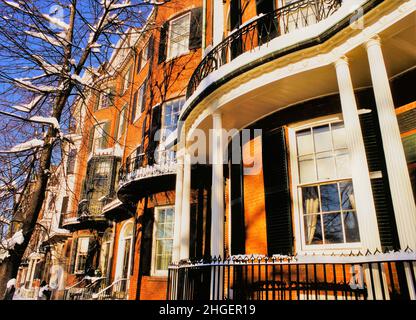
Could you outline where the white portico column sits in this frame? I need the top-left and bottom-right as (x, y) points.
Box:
(211, 112), (225, 258)
(213, 0), (224, 46)
(179, 152), (191, 261)
(172, 154), (184, 263)
(335, 57), (387, 300)
(211, 112), (225, 300)
(364, 36), (416, 251)
(335, 56), (381, 251)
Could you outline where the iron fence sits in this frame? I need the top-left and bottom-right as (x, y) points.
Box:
(186, 0), (343, 98)
(168, 250), (416, 300)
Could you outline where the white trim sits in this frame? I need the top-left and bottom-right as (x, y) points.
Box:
(151, 205), (175, 277)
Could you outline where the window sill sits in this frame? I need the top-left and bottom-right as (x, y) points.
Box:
(166, 50), (191, 63)
(297, 242), (363, 255)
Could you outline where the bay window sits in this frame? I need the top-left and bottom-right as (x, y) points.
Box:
(292, 121), (360, 249)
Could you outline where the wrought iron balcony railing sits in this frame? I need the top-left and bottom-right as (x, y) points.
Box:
(118, 152), (177, 188)
(167, 250), (416, 300)
(186, 0), (343, 98)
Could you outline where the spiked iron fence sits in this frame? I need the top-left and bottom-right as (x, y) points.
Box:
(186, 0), (343, 98)
(63, 277), (106, 300)
(167, 250), (416, 300)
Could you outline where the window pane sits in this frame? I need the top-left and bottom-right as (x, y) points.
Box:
(332, 122), (347, 149)
(339, 181), (355, 210)
(320, 183), (340, 212)
(335, 152), (351, 178)
(313, 125), (332, 153)
(296, 129), (313, 156)
(316, 154), (336, 180)
(299, 157), (316, 183)
(302, 186), (320, 214)
(344, 211), (360, 243)
(79, 238), (89, 253)
(304, 214), (322, 245)
(323, 213), (344, 244)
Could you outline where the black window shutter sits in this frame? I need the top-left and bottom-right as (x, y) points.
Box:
(141, 80), (147, 113)
(148, 104), (162, 164)
(137, 52), (142, 73)
(230, 133), (245, 255)
(102, 122), (110, 148)
(140, 115), (148, 152)
(262, 127), (293, 256)
(114, 111), (120, 141)
(359, 111), (400, 250)
(158, 22), (169, 64)
(94, 92), (100, 111)
(69, 238), (78, 274)
(140, 207), (154, 276)
(131, 90), (138, 123)
(189, 8), (203, 50)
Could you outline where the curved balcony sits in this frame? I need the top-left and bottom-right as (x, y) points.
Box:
(61, 200), (110, 231)
(117, 153), (177, 202)
(186, 0), (344, 99)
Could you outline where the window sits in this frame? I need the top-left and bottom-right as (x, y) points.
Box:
(157, 97), (185, 163)
(138, 42), (149, 72)
(99, 228), (113, 279)
(59, 196), (69, 228)
(92, 122), (109, 152)
(66, 149), (77, 175)
(132, 83), (146, 123)
(293, 121), (360, 248)
(122, 67), (132, 95)
(152, 206), (175, 276)
(75, 237), (90, 274)
(116, 222), (133, 284)
(167, 13), (191, 59)
(100, 87), (115, 109)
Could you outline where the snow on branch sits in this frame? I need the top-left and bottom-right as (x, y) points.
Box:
(29, 116), (60, 130)
(12, 95), (43, 113)
(42, 13), (69, 31)
(14, 78), (61, 93)
(2, 139), (45, 153)
(25, 30), (64, 47)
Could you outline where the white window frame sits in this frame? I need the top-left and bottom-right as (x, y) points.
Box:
(167, 12), (191, 60)
(74, 237), (90, 274)
(288, 115), (362, 254)
(151, 205), (175, 277)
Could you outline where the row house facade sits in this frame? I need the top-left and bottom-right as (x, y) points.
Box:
(15, 0), (416, 300)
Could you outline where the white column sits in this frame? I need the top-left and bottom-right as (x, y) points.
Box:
(172, 155), (184, 262)
(211, 112), (225, 258)
(334, 57), (382, 252)
(179, 152), (191, 260)
(211, 112), (225, 300)
(365, 36), (416, 251)
(213, 0), (224, 46)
